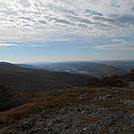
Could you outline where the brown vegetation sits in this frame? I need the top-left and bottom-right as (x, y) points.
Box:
(0, 82), (37, 112)
(0, 87), (134, 133)
(94, 74), (128, 87)
(130, 69), (134, 73)
(0, 87), (133, 124)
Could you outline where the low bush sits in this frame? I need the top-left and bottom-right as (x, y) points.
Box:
(94, 74), (128, 87)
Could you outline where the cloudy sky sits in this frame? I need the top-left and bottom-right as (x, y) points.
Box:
(0, 0), (134, 63)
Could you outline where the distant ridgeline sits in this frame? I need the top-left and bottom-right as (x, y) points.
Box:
(0, 62), (95, 92)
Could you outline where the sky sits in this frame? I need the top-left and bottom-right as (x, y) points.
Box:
(0, 0), (134, 63)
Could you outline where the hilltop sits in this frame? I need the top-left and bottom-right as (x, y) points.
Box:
(0, 87), (134, 134)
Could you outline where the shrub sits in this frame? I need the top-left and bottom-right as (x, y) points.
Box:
(130, 69), (134, 73)
(94, 74), (128, 87)
(0, 82), (15, 111)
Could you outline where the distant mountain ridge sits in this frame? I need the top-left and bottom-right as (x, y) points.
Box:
(0, 62), (94, 91)
(97, 60), (134, 70)
(0, 62), (30, 71)
(26, 62), (128, 77)
(16, 64), (40, 69)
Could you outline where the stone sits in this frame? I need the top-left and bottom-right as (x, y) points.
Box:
(99, 95), (112, 101)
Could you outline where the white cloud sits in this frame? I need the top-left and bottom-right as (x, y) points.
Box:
(28, 44), (47, 47)
(0, 0), (133, 42)
(0, 43), (19, 47)
(93, 43), (134, 51)
(112, 39), (125, 42)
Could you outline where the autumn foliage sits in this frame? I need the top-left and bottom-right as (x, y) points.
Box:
(130, 69), (134, 73)
(94, 74), (128, 87)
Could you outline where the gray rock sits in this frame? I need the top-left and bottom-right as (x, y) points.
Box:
(36, 128), (55, 134)
(120, 99), (134, 106)
(99, 94), (112, 101)
(21, 119), (36, 130)
(89, 107), (108, 117)
(79, 92), (89, 99)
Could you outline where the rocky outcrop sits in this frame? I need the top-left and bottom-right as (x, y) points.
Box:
(0, 88), (134, 134)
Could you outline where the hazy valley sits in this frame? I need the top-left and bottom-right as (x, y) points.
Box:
(17, 61), (132, 77)
(0, 61), (134, 134)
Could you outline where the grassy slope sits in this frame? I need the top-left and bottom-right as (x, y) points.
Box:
(0, 87), (133, 124)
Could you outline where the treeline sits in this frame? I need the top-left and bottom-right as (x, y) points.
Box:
(0, 82), (36, 112)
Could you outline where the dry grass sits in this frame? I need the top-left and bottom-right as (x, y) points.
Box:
(100, 129), (109, 134)
(114, 90), (134, 100)
(0, 87), (133, 125)
(0, 89), (78, 123)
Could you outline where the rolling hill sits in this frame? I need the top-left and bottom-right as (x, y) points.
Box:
(28, 62), (128, 77)
(96, 60), (134, 70)
(0, 62), (30, 71)
(0, 62), (94, 91)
